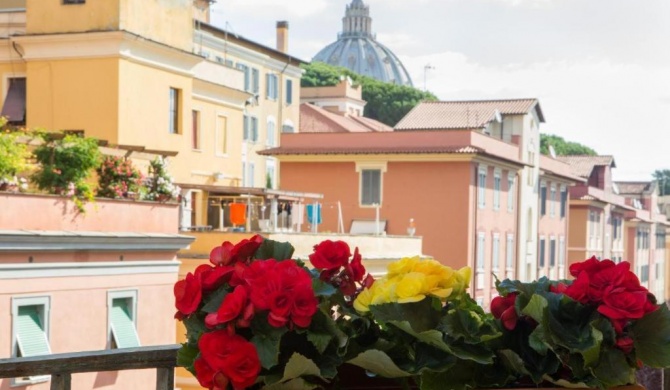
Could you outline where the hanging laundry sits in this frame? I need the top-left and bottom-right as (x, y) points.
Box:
(306, 204), (322, 225)
(230, 203), (247, 226)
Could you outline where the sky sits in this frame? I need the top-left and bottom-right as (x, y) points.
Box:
(211, 0), (670, 181)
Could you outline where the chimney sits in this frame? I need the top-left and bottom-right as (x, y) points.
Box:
(193, 0), (211, 24)
(276, 21), (289, 53)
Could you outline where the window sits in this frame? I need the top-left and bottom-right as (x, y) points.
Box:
(560, 185), (567, 218)
(476, 232), (485, 289)
(266, 160), (276, 189)
(1, 77), (26, 125)
(192, 110), (200, 150)
(493, 170), (501, 210)
(507, 175), (515, 212)
(236, 63), (251, 92)
(492, 233), (500, 280)
(550, 184), (556, 217)
(478, 166), (487, 209)
(540, 182), (547, 216)
(108, 291), (140, 349)
(168, 88), (180, 134)
(286, 79), (293, 105)
(245, 162), (255, 187)
(12, 296), (51, 385)
(266, 119), (276, 146)
(282, 121), (295, 133)
(549, 237), (556, 267)
(539, 237), (546, 267)
(266, 73), (278, 100)
(250, 117), (259, 142)
(558, 236), (565, 271)
(243, 115), (249, 141)
(251, 68), (260, 94)
(361, 169), (381, 205)
(506, 234), (514, 278)
(216, 115), (227, 155)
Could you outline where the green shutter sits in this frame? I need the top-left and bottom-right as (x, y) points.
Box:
(16, 306), (50, 357)
(110, 299), (140, 349)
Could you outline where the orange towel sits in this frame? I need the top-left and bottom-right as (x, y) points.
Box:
(230, 203), (247, 226)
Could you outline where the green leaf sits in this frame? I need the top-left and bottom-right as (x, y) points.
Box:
(201, 287), (228, 313)
(419, 361), (478, 390)
(263, 377), (319, 390)
(521, 294), (548, 323)
(254, 238), (295, 261)
(528, 325), (549, 355)
(250, 314), (288, 369)
(306, 332), (332, 355)
(632, 304), (670, 367)
(347, 350), (413, 378)
(581, 325), (603, 368)
(312, 278), (337, 297)
(497, 349), (531, 377)
(279, 353), (323, 382)
(182, 313), (208, 344)
(592, 347), (636, 387)
(370, 298), (440, 333)
(176, 343), (199, 375)
(389, 321), (451, 353)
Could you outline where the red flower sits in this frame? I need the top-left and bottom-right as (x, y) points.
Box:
(309, 240), (351, 270)
(598, 287), (648, 320)
(194, 358), (229, 390)
(198, 330), (261, 390)
(195, 264), (235, 291)
(210, 235), (263, 266)
(569, 256), (614, 279)
(206, 285), (249, 328)
(268, 290), (293, 328)
(491, 293), (518, 330)
(615, 336), (635, 354)
(174, 272), (202, 316)
(563, 273), (591, 304)
(291, 285), (319, 328)
(347, 247), (366, 282)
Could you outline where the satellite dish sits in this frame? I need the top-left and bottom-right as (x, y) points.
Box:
(549, 145), (557, 158)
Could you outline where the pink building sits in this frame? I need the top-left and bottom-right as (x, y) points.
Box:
(0, 193), (192, 390)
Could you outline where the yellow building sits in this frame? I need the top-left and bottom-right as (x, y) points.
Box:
(0, 0), (307, 232)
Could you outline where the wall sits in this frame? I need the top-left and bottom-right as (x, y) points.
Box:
(26, 58), (120, 143)
(537, 179), (569, 279)
(567, 206), (588, 265)
(26, 0), (121, 35)
(0, 193), (179, 233)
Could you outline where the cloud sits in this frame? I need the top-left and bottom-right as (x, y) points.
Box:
(212, 0), (329, 20)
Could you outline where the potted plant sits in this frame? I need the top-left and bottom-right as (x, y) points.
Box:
(490, 257), (670, 389)
(0, 120), (29, 192)
(174, 237), (670, 390)
(143, 156), (179, 202)
(96, 155), (143, 199)
(31, 132), (100, 212)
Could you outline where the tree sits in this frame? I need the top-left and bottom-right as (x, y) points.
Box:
(301, 62), (437, 127)
(652, 170), (670, 196)
(540, 134), (597, 156)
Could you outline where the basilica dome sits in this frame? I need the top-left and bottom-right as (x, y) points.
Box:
(313, 0), (413, 87)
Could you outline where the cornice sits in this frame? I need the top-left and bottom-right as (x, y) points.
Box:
(0, 261), (180, 279)
(11, 31), (203, 76)
(0, 230), (195, 252)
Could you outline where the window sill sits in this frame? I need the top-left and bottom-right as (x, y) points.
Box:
(192, 148), (203, 153)
(12, 375), (50, 387)
(359, 203), (383, 208)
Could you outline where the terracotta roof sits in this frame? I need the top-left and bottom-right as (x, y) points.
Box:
(299, 103), (392, 133)
(260, 145), (481, 155)
(615, 181), (654, 195)
(394, 99), (543, 131)
(556, 155), (616, 178)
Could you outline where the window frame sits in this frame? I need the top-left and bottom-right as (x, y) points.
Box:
(356, 162), (386, 207)
(477, 165), (487, 209)
(507, 174), (515, 212)
(492, 232), (500, 278)
(215, 114), (228, 156)
(549, 184), (556, 217)
(266, 118), (276, 147)
(12, 296), (51, 386)
(266, 73), (278, 100)
(476, 232), (486, 290)
(505, 233), (515, 278)
(191, 110), (201, 151)
(493, 169), (501, 211)
(168, 87), (180, 134)
(107, 290), (140, 350)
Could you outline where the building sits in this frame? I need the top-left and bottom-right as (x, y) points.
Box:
(312, 0), (413, 86)
(0, 0), (312, 235)
(0, 193), (192, 390)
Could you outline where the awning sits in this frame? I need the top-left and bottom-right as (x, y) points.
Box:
(177, 183), (323, 200)
(1, 77), (26, 124)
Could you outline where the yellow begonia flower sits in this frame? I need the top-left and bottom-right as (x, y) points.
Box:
(387, 257), (419, 278)
(353, 287), (374, 312)
(395, 272), (427, 302)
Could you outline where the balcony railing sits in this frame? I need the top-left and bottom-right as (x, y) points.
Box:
(0, 345), (179, 390)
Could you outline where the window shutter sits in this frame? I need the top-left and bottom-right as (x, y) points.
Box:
(243, 115), (249, 141)
(110, 299), (140, 349)
(16, 306), (50, 357)
(252, 117), (258, 141)
(286, 80), (293, 104)
(265, 74), (271, 98)
(252, 69), (260, 94)
(540, 186), (547, 215)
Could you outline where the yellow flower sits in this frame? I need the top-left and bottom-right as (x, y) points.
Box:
(353, 287), (374, 312)
(387, 257), (419, 278)
(395, 272), (428, 303)
(449, 266), (472, 293)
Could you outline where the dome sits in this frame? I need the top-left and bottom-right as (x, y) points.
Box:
(313, 0), (413, 87)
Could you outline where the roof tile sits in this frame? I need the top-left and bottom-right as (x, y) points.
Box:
(556, 155), (616, 178)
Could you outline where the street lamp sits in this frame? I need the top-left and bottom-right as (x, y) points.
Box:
(423, 64), (435, 92)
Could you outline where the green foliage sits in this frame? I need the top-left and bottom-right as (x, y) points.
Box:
(301, 62), (437, 127)
(31, 133), (101, 212)
(540, 134), (597, 156)
(652, 169), (670, 196)
(0, 127), (29, 184)
(96, 155), (142, 199)
(631, 304), (670, 367)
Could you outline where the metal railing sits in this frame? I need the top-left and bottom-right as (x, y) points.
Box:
(0, 345), (179, 390)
